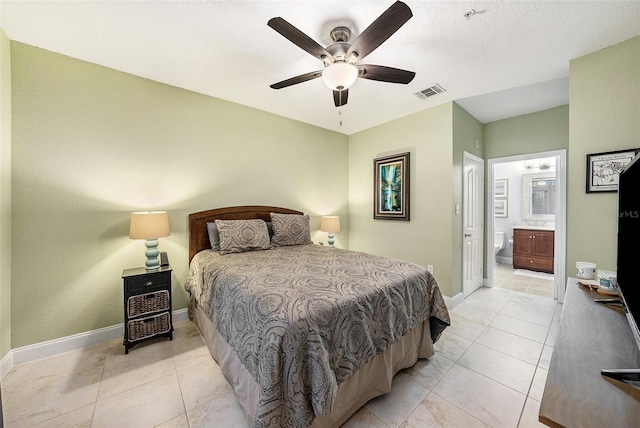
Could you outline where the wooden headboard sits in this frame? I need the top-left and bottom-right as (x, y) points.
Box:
(188, 205), (304, 262)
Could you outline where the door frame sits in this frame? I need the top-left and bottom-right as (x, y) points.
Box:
(487, 149), (567, 302)
(463, 151), (485, 298)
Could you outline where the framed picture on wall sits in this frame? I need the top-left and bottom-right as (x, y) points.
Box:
(494, 199), (508, 217)
(586, 148), (640, 193)
(494, 179), (508, 198)
(374, 152), (410, 221)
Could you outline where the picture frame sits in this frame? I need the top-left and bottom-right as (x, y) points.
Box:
(586, 148), (640, 193)
(374, 152), (410, 221)
(494, 199), (508, 218)
(494, 179), (508, 198)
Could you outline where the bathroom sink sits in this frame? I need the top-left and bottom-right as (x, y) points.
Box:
(512, 225), (555, 231)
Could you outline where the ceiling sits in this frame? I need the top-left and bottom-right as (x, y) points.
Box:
(1, 1), (639, 135)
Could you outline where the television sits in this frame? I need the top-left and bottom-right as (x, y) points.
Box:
(600, 151), (640, 385)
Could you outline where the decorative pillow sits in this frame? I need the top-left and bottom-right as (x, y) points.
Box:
(209, 221), (271, 251)
(206, 222), (221, 251)
(270, 213), (313, 247)
(215, 219), (272, 255)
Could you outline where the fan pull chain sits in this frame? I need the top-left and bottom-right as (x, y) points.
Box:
(339, 109), (343, 127)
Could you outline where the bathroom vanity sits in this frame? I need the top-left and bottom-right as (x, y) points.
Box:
(512, 226), (554, 273)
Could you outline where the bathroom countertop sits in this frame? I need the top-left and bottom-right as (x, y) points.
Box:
(512, 225), (555, 231)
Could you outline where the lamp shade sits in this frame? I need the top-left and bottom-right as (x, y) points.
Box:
(129, 211), (170, 240)
(320, 216), (341, 233)
(322, 62), (358, 91)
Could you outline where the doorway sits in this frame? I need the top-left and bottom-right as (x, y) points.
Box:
(487, 150), (567, 302)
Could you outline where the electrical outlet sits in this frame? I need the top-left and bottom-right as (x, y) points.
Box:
(427, 265), (434, 274)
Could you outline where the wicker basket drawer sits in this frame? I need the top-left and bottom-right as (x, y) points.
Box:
(127, 312), (170, 342)
(128, 290), (169, 318)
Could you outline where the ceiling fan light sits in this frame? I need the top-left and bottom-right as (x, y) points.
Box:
(322, 62), (358, 91)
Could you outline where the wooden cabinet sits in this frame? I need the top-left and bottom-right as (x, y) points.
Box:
(122, 266), (173, 353)
(513, 228), (554, 273)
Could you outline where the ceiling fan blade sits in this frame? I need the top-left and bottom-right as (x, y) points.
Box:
(333, 89), (349, 107)
(270, 70), (323, 89)
(347, 1), (412, 62)
(357, 64), (415, 84)
(268, 17), (332, 62)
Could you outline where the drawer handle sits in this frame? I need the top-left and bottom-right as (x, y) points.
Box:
(143, 318), (154, 323)
(144, 294), (155, 299)
(145, 281), (153, 287)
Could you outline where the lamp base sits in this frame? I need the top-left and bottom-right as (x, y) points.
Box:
(144, 239), (160, 270)
(327, 232), (335, 247)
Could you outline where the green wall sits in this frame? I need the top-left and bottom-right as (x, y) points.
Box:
(567, 36), (640, 275)
(484, 105), (569, 160)
(452, 103), (483, 296)
(0, 29), (12, 361)
(10, 42), (348, 348)
(348, 103), (454, 297)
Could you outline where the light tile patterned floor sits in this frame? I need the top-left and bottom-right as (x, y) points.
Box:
(1, 283), (561, 427)
(493, 263), (555, 298)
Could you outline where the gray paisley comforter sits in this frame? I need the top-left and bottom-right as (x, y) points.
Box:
(185, 244), (450, 428)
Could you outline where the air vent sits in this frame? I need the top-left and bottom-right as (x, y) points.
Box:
(415, 84), (446, 99)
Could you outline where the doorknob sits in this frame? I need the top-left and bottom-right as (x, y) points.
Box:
(464, 233), (472, 238)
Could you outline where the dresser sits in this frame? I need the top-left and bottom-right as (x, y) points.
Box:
(512, 228), (554, 273)
(540, 279), (640, 427)
(122, 265), (173, 353)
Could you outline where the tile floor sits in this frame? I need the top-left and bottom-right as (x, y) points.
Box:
(1, 285), (561, 428)
(493, 263), (555, 298)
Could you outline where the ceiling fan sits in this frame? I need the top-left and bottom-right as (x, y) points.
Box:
(268, 1), (416, 107)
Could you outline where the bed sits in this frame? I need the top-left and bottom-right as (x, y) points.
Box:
(185, 206), (450, 428)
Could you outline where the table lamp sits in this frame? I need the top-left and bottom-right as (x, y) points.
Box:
(129, 211), (170, 270)
(320, 216), (340, 247)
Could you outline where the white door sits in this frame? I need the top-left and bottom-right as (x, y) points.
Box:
(463, 152), (484, 297)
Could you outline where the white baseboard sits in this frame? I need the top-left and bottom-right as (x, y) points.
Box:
(443, 292), (464, 310)
(1, 348), (14, 379)
(1, 308), (189, 379)
(496, 256), (513, 265)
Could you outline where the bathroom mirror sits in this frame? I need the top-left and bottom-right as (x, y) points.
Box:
(521, 172), (556, 222)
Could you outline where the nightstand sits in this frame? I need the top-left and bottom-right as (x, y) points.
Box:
(122, 265), (173, 353)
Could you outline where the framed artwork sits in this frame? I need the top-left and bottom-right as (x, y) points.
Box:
(586, 148), (639, 193)
(494, 199), (508, 217)
(494, 179), (508, 198)
(374, 152), (410, 221)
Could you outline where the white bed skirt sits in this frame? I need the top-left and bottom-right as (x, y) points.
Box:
(190, 298), (435, 428)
